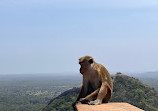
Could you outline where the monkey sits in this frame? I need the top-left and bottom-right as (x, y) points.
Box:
(72, 56), (113, 108)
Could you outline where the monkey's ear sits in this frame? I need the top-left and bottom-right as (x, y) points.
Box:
(89, 59), (93, 64)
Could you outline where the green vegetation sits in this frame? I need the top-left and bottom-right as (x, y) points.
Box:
(0, 74), (158, 111)
(111, 76), (158, 111)
(43, 75), (158, 111)
(0, 74), (81, 111)
(43, 87), (80, 111)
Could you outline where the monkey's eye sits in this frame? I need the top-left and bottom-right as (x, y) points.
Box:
(79, 61), (84, 64)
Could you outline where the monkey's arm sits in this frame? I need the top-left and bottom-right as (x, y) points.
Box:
(76, 85), (84, 101)
(88, 81), (111, 105)
(72, 86), (85, 109)
(79, 88), (100, 103)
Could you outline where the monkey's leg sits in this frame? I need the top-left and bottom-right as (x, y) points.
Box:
(79, 88), (100, 103)
(88, 81), (111, 105)
(103, 87), (112, 103)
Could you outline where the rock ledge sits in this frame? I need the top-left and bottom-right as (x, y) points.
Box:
(76, 102), (144, 111)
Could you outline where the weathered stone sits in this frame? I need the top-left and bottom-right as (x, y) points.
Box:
(76, 102), (144, 111)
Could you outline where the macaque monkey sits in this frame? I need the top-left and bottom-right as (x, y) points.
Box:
(73, 56), (113, 107)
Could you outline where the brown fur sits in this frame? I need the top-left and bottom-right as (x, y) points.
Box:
(73, 56), (113, 107)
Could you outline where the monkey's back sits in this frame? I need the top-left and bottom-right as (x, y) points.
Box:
(95, 63), (113, 90)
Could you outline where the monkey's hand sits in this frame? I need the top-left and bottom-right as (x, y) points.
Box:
(79, 98), (88, 104)
(79, 98), (85, 101)
(88, 99), (102, 105)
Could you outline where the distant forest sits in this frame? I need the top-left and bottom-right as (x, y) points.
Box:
(0, 74), (81, 111)
(0, 73), (157, 111)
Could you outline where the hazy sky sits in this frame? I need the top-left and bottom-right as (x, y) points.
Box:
(0, 0), (158, 74)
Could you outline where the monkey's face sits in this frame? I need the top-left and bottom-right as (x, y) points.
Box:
(79, 61), (88, 74)
(79, 59), (93, 74)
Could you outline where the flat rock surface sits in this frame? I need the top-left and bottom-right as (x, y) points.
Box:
(76, 102), (144, 111)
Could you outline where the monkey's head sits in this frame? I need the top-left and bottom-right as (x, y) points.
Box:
(79, 56), (94, 74)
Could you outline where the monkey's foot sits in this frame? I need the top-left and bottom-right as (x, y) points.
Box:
(88, 100), (101, 105)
